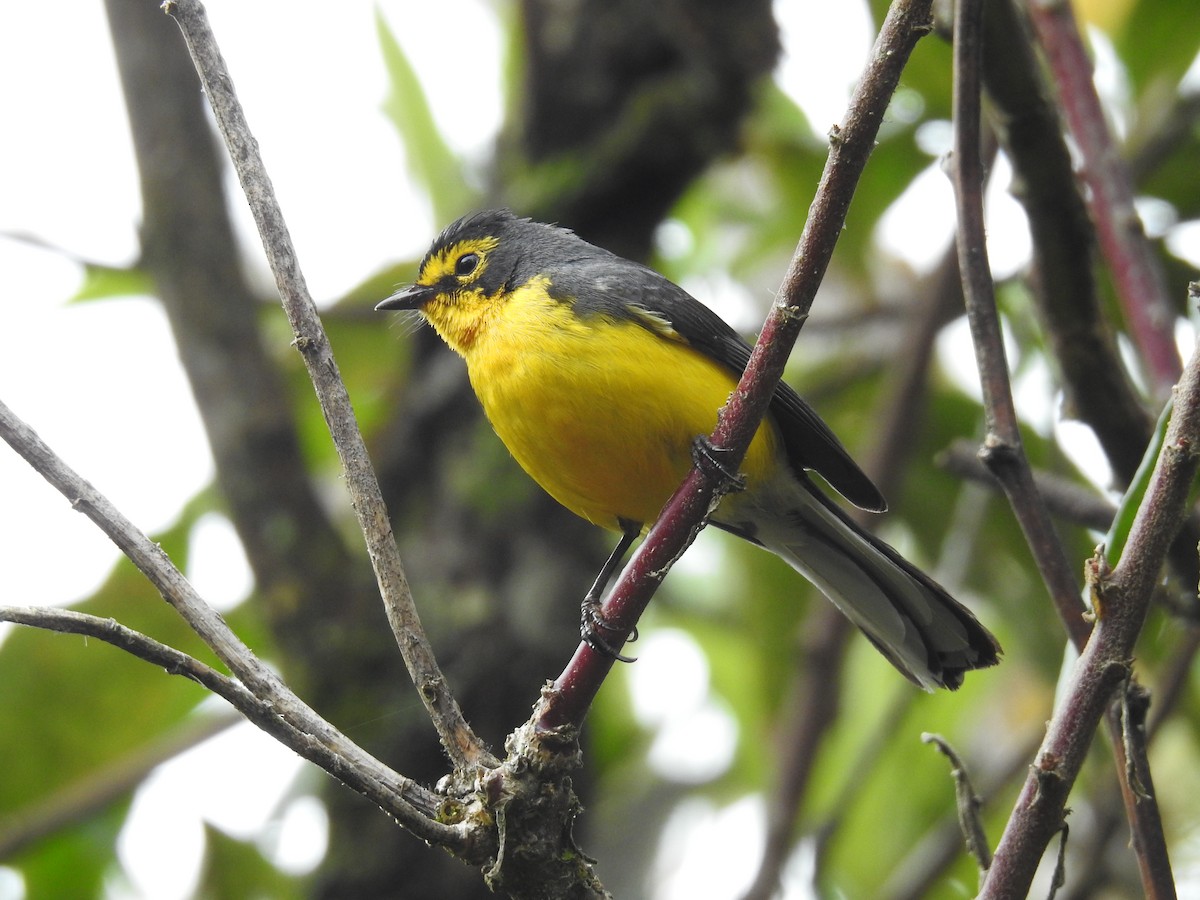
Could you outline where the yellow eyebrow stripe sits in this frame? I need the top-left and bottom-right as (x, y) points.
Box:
(418, 236), (500, 285)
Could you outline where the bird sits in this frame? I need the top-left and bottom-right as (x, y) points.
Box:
(376, 209), (1000, 689)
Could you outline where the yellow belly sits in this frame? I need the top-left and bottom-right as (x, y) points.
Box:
(462, 291), (780, 531)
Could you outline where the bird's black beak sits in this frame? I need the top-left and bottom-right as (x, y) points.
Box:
(376, 283), (437, 312)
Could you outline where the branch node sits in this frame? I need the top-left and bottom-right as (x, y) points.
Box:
(419, 675), (444, 703)
(775, 305), (810, 326)
(976, 433), (1020, 475)
(1083, 545), (1112, 619)
(1030, 754), (1065, 806)
(912, 17), (935, 37)
(291, 333), (315, 352)
(469, 712), (594, 894)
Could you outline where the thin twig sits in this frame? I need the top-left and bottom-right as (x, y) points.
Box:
(0, 402), (472, 855)
(955, 2), (1181, 893)
(882, 731), (1041, 900)
(160, 0), (489, 771)
(956, 32), (1177, 884)
(535, 0), (940, 734)
(954, 40), (1177, 890)
(0, 605), (263, 716)
(981, 0), (1200, 596)
(981, 0), (1154, 485)
(0, 602), (457, 848)
(1063, 627), (1200, 896)
(940, 437), (1200, 592)
(1099, 683), (1175, 899)
(962, 1), (1179, 891)
(953, 0), (1090, 649)
(937, 439), (1117, 531)
(921, 733), (993, 874)
(1026, 0), (1181, 394)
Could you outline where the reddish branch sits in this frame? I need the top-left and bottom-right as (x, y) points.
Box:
(1026, 0), (1181, 394)
(980, 0), (1153, 484)
(534, 0), (940, 735)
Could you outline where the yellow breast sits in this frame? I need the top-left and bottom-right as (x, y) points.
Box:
(434, 280), (780, 532)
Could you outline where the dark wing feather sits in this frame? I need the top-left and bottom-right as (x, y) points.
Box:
(549, 253), (886, 512)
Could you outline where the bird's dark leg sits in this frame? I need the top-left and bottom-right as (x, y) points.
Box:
(581, 519), (641, 662)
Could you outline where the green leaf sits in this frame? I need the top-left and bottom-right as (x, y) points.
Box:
(375, 10), (473, 223)
(7, 802), (129, 899)
(1107, 0), (1200, 97)
(69, 263), (153, 304)
(0, 510), (216, 814)
(196, 822), (304, 899)
(0, 493), (264, 890)
(1104, 394), (1174, 566)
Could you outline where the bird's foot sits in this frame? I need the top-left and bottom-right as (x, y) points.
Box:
(580, 595), (638, 663)
(690, 436), (746, 494)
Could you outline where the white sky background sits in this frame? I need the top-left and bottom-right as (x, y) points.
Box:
(2, 1), (1197, 899)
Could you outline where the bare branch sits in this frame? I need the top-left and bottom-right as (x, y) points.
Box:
(0, 401), (469, 854)
(952, 0), (1090, 649)
(0, 605), (262, 708)
(160, 0), (489, 772)
(882, 732), (1040, 900)
(954, 4), (1180, 893)
(1065, 629), (1200, 894)
(981, 0), (1154, 486)
(921, 733), (992, 875)
(937, 439), (1117, 532)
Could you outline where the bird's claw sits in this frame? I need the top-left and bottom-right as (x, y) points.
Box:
(691, 436), (746, 494)
(581, 596), (638, 663)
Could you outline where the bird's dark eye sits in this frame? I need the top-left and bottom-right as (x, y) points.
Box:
(455, 253), (480, 277)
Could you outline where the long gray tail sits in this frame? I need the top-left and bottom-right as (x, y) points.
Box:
(750, 481), (1000, 690)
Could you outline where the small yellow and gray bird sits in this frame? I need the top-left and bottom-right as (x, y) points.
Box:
(377, 209), (1000, 689)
